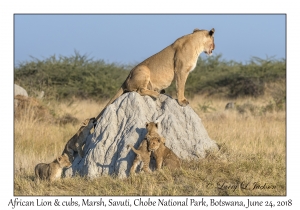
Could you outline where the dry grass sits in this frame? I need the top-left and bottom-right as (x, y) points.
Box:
(14, 95), (286, 196)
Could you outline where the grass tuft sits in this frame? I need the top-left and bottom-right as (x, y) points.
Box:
(14, 96), (285, 196)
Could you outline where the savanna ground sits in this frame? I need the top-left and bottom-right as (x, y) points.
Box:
(14, 93), (286, 196)
(14, 53), (286, 196)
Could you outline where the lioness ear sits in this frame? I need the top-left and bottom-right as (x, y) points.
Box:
(209, 28), (215, 36)
(193, 28), (200, 33)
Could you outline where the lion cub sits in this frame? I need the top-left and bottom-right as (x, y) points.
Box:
(146, 122), (181, 170)
(62, 117), (96, 162)
(148, 136), (181, 170)
(35, 153), (72, 182)
(127, 139), (151, 174)
(145, 122), (161, 139)
(127, 122), (161, 174)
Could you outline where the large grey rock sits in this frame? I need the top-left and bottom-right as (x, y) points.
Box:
(14, 84), (28, 97)
(65, 92), (218, 178)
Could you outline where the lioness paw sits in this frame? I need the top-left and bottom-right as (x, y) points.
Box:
(178, 99), (189, 107)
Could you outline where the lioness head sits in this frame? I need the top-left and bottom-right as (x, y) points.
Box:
(147, 136), (162, 152)
(57, 153), (72, 168)
(203, 28), (215, 55)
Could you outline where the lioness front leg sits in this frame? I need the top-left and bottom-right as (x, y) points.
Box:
(174, 71), (189, 106)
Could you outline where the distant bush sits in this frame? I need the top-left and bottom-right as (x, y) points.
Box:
(167, 55), (286, 98)
(14, 52), (286, 101)
(14, 51), (130, 101)
(228, 77), (265, 98)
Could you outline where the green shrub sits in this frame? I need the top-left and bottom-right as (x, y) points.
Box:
(14, 51), (129, 101)
(14, 52), (286, 101)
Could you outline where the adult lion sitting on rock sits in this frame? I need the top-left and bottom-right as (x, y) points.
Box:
(96, 28), (215, 120)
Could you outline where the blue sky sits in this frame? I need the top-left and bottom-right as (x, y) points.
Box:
(14, 14), (286, 66)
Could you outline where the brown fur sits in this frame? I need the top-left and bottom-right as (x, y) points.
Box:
(127, 122), (162, 174)
(145, 122), (161, 139)
(145, 121), (166, 145)
(127, 139), (151, 175)
(145, 121), (180, 170)
(96, 28), (215, 120)
(62, 117), (96, 162)
(35, 153), (72, 182)
(147, 136), (181, 170)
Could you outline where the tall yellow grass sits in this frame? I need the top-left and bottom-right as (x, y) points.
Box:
(14, 95), (286, 196)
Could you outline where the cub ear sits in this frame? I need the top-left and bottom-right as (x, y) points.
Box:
(155, 123), (158, 128)
(81, 120), (88, 127)
(145, 122), (149, 127)
(209, 28), (215, 36)
(57, 156), (61, 162)
(92, 118), (97, 125)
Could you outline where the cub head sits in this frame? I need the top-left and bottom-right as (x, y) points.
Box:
(81, 117), (97, 130)
(146, 122), (158, 134)
(203, 28), (215, 55)
(147, 136), (162, 152)
(57, 153), (72, 168)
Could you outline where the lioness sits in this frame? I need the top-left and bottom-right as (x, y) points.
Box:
(127, 139), (151, 174)
(147, 136), (181, 170)
(35, 153), (72, 182)
(96, 28), (215, 120)
(62, 117), (96, 162)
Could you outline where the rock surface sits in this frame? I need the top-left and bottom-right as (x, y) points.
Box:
(14, 84), (28, 97)
(65, 92), (218, 178)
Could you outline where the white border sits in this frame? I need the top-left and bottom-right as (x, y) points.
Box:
(2, 0), (298, 209)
